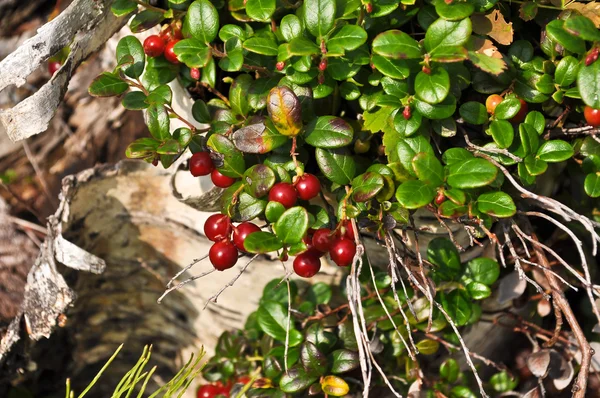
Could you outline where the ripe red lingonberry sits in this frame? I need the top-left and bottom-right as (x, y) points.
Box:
(319, 59), (328, 71)
(295, 173), (320, 201)
(209, 240), (238, 271)
(422, 66), (431, 74)
(204, 214), (232, 242)
(276, 61), (285, 71)
(365, 2), (373, 13)
(339, 220), (356, 241)
(268, 182), (297, 208)
(435, 191), (446, 205)
(143, 35), (166, 57)
(211, 169), (236, 188)
(312, 228), (334, 252)
(486, 94), (503, 114)
(586, 48), (599, 66)
(190, 67), (201, 80)
(403, 105), (411, 120)
(329, 238), (356, 267)
(510, 98), (528, 123)
(48, 61), (61, 76)
(233, 222), (261, 252)
(197, 384), (222, 398)
(164, 40), (180, 64)
(293, 251), (321, 278)
(190, 152), (214, 176)
(585, 106), (600, 127)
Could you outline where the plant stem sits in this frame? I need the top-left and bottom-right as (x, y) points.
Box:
(199, 81), (230, 106)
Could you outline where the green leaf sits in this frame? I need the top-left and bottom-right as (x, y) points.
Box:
(244, 36), (279, 55)
(578, 60), (600, 109)
(219, 24), (247, 42)
(288, 37), (320, 56)
(440, 290), (472, 326)
(413, 96), (457, 120)
(488, 120), (514, 149)
(468, 51), (507, 75)
(130, 10), (164, 33)
(424, 18), (471, 54)
(280, 366), (318, 393)
(125, 137), (160, 158)
(305, 116), (354, 148)
(525, 111), (545, 135)
(184, 0), (219, 43)
(396, 135), (435, 175)
(145, 85), (172, 105)
(265, 200), (286, 223)
(307, 282), (332, 305)
(467, 282), (491, 300)
(428, 237), (462, 280)
(303, 0), (336, 39)
(232, 120), (288, 154)
(447, 158), (497, 188)
(156, 139), (180, 155)
(244, 164), (276, 198)
(415, 339), (440, 355)
(585, 173), (600, 197)
(524, 154), (547, 176)
(415, 67), (450, 104)
(564, 15), (600, 42)
(440, 359), (460, 383)
(372, 30), (422, 59)
(230, 74), (252, 116)
(459, 102), (488, 125)
(494, 97), (521, 120)
(394, 110), (423, 137)
(519, 123), (539, 155)
(306, 323), (338, 352)
(412, 152), (444, 186)
(328, 25), (368, 54)
(536, 140), (573, 162)
(111, 0), (137, 16)
(281, 15), (302, 42)
(245, 231), (284, 253)
(442, 148), (473, 165)
(268, 86), (303, 136)
(320, 376), (350, 397)
(555, 56), (579, 87)
(172, 39), (211, 68)
(258, 301), (303, 345)
(490, 371), (519, 393)
(465, 257), (500, 285)
(351, 172), (385, 202)
(192, 100), (211, 123)
(89, 72), (128, 97)
(246, 0), (275, 22)
(142, 56), (178, 91)
(371, 55), (410, 79)
(395, 180), (436, 209)
(330, 349), (359, 374)
(430, 45), (468, 63)
(207, 134), (246, 177)
(316, 148), (356, 184)
(477, 191), (516, 218)
(147, 104), (171, 140)
(274, 206), (309, 244)
(450, 386), (477, 398)
(301, 342), (328, 375)
(122, 91), (148, 110)
(116, 36), (145, 78)
(545, 19), (586, 54)
(433, 0), (474, 20)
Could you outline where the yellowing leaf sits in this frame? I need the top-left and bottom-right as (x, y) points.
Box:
(471, 10), (514, 45)
(468, 37), (502, 59)
(566, 1), (600, 27)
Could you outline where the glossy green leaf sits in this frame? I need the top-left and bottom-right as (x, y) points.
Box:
(433, 0), (474, 20)
(305, 116), (354, 148)
(524, 154), (547, 176)
(183, 0), (219, 43)
(424, 18), (471, 53)
(301, 342), (328, 375)
(281, 15), (302, 41)
(395, 180), (436, 209)
(413, 96), (456, 120)
(122, 91), (148, 110)
(258, 301), (303, 346)
(265, 201), (286, 222)
(585, 173), (600, 197)
(427, 237), (462, 280)
(246, 0), (275, 22)
(459, 101), (488, 125)
(111, 0), (137, 16)
(494, 97), (521, 120)
(372, 30), (422, 59)
(545, 19), (586, 54)
(304, 0), (336, 39)
(192, 100), (210, 123)
(468, 51), (507, 75)
(415, 67), (450, 104)
(219, 24), (247, 42)
(145, 85), (172, 105)
(116, 36), (145, 78)
(125, 137), (160, 158)
(440, 359), (460, 383)
(227, 192), (266, 221)
(430, 45), (468, 63)
(394, 110), (423, 136)
(467, 282), (491, 300)
(328, 25), (368, 53)
(465, 257), (500, 285)
(142, 57), (179, 91)
(554, 56), (579, 87)
(371, 55), (411, 79)
(207, 134), (246, 177)
(490, 371), (519, 393)
(524, 111), (545, 135)
(447, 158), (497, 188)
(316, 148), (356, 184)
(536, 140), (574, 162)
(442, 148), (473, 165)
(519, 123), (540, 155)
(274, 206), (309, 244)
(244, 164), (276, 198)
(488, 119), (514, 149)
(89, 72), (128, 97)
(477, 191), (516, 218)
(412, 152), (444, 186)
(130, 10), (163, 33)
(243, 36), (279, 55)
(279, 366), (318, 393)
(351, 172), (385, 202)
(440, 290), (472, 326)
(330, 349), (359, 374)
(147, 104), (170, 140)
(415, 339), (440, 355)
(564, 15), (600, 42)
(578, 60), (600, 109)
(173, 39), (211, 68)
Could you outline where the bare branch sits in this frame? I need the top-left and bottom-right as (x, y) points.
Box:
(157, 268), (216, 304)
(204, 254), (260, 308)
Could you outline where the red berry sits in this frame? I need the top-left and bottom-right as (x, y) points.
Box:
(276, 61), (285, 71)
(339, 220), (356, 241)
(510, 98), (528, 123)
(295, 173), (320, 201)
(329, 239), (356, 267)
(48, 61), (61, 76)
(236, 376), (251, 385)
(293, 251), (321, 278)
(190, 152), (214, 176)
(190, 67), (201, 80)
(403, 105), (411, 120)
(586, 48), (599, 66)
(312, 228), (334, 252)
(319, 59), (328, 71)
(160, 24), (183, 42)
(164, 40), (180, 64)
(365, 2), (373, 13)
(486, 94), (503, 114)
(211, 169), (236, 188)
(268, 182), (297, 208)
(143, 35), (166, 57)
(422, 66), (431, 74)
(204, 214), (232, 242)
(585, 106), (600, 127)
(210, 240), (238, 271)
(197, 384), (221, 398)
(232, 222), (261, 252)
(435, 191), (446, 205)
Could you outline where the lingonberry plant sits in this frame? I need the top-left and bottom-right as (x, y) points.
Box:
(91, 0), (600, 396)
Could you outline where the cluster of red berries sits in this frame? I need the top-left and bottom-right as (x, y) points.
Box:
(189, 152), (238, 188)
(293, 222), (357, 278)
(197, 376), (251, 398)
(142, 24), (200, 79)
(204, 214), (261, 270)
(269, 172), (321, 207)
